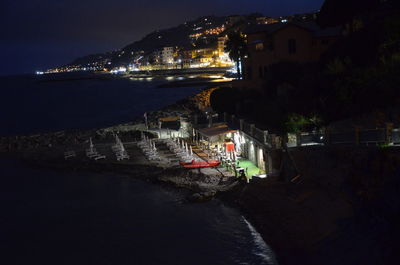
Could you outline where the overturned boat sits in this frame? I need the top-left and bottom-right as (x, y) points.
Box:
(179, 160), (221, 169)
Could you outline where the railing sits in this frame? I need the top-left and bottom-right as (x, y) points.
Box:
(253, 127), (266, 144)
(329, 131), (356, 145)
(243, 122), (251, 134)
(193, 112), (399, 150)
(298, 132), (325, 145)
(392, 129), (400, 144)
(359, 129), (386, 145)
(293, 127), (394, 147)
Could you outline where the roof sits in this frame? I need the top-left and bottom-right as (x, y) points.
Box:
(314, 25), (343, 37)
(245, 21), (342, 38)
(198, 125), (237, 138)
(245, 22), (287, 35)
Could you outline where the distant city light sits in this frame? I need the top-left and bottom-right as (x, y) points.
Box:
(110, 67), (127, 74)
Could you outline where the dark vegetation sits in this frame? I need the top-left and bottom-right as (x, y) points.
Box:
(224, 31), (247, 78)
(211, 0), (400, 133)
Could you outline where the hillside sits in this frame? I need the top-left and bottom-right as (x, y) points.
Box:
(60, 14), (277, 70)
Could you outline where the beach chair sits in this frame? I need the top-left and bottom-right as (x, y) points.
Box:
(64, 151), (76, 160)
(94, 155), (106, 160)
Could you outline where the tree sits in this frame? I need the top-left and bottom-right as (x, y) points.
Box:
(225, 31), (247, 79)
(318, 0), (381, 28)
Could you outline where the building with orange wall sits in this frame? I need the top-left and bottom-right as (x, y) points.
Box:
(239, 22), (342, 90)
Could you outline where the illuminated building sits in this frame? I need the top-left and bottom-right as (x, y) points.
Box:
(189, 25), (226, 40)
(256, 17), (279, 25)
(162, 47), (174, 65)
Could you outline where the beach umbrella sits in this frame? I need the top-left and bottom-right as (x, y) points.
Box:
(120, 142), (126, 152)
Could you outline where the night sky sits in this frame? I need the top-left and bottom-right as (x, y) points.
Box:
(0, 0), (324, 75)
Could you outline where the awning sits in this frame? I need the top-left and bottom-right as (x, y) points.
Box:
(198, 125), (237, 138)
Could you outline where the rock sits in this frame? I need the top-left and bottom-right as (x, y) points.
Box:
(188, 193), (202, 202)
(187, 191), (216, 203)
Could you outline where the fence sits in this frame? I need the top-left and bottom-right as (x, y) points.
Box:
(225, 114), (279, 149)
(193, 112), (398, 149)
(292, 127), (394, 147)
(393, 129), (400, 144)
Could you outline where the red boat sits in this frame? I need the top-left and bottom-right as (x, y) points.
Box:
(179, 160), (221, 169)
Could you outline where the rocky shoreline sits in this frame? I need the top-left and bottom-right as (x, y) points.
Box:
(18, 153), (241, 203)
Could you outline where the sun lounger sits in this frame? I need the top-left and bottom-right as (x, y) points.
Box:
(88, 153), (99, 158)
(64, 154), (76, 160)
(64, 151), (76, 160)
(94, 155), (106, 160)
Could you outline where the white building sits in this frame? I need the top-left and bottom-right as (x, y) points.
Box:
(162, 47), (174, 65)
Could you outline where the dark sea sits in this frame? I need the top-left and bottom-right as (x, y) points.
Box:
(0, 73), (277, 265)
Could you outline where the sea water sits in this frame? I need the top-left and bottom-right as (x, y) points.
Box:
(0, 73), (200, 135)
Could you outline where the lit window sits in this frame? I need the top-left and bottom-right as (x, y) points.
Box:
(255, 43), (264, 51)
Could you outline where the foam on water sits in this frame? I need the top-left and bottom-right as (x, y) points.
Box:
(243, 217), (279, 265)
